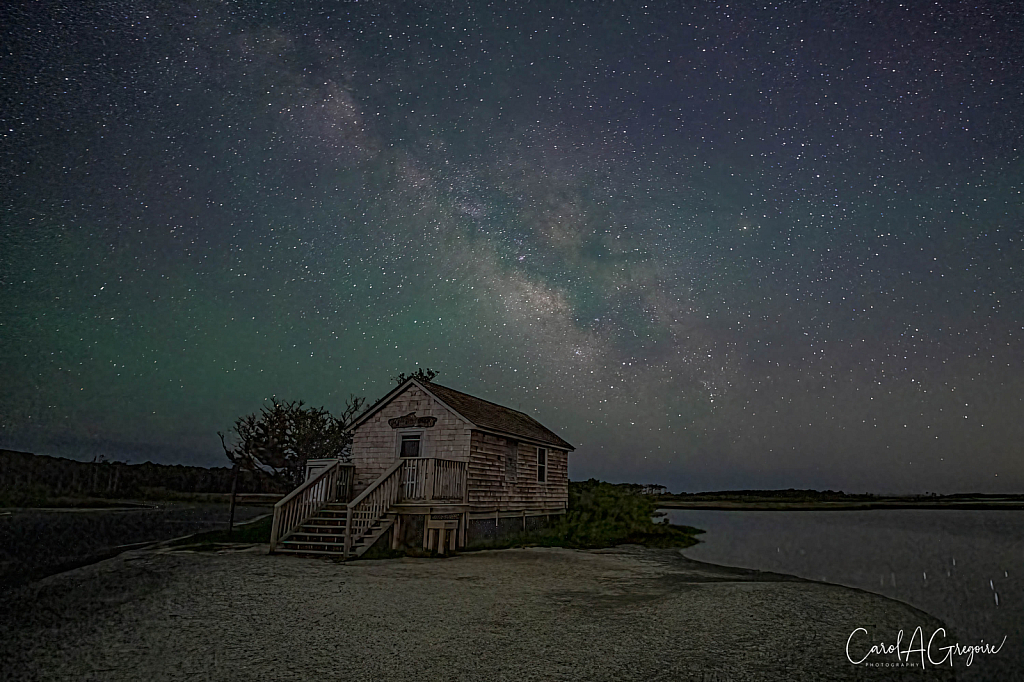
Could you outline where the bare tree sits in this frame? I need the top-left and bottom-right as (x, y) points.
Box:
(391, 368), (438, 385)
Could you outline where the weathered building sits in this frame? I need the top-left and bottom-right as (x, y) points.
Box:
(270, 378), (574, 558)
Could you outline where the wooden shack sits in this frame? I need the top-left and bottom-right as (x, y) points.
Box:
(269, 378), (574, 558)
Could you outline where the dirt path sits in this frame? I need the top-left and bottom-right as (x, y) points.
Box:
(0, 544), (957, 681)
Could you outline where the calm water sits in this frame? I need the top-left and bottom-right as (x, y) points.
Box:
(665, 509), (1024, 679)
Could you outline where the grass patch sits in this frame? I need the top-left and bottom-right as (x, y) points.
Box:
(167, 514), (273, 548)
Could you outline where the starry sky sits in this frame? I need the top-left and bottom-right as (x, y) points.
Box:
(1, 0), (1021, 494)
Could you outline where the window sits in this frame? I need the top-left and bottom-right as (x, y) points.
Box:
(400, 433), (421, 458)
(536, 447), (547, 482)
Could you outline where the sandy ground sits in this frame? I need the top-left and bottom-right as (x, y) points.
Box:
(0, 544), (956, 682)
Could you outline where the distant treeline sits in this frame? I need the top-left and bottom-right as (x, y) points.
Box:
(0, 449), (289, 506)
(662, 488), (878, 502)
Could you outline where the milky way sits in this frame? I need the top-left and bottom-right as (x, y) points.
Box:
(1, 1), (1021, 493)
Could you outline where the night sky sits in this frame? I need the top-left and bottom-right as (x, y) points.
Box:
(2, 1), (1021, 494)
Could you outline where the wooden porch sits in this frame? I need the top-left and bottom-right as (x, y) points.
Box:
(270, 456), (470, 559)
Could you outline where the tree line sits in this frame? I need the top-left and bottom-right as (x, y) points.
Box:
(0, 449), (288, 506)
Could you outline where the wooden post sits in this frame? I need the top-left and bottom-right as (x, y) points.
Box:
(344, 505), (353, 558)
(269, 509), (280, 552)
(227, 464), (240, 535)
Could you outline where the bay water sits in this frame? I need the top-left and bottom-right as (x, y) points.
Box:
(664, 509), (1023, 678)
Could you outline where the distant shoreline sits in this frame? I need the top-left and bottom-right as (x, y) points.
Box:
(658, 497), (1024, 511)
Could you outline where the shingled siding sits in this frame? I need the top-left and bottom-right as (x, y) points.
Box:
(349, 384), (472, 496)
(467, 431), (568, 512)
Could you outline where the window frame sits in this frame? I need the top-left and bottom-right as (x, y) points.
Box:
(395, 428), (426, 458)
(536, 446), (547, 483)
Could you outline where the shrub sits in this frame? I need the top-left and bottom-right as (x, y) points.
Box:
(468, 480), (703, 551)
(540, 479), (702, 549)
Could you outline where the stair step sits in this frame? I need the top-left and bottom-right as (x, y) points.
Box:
(275, 547), (348, 556)
(352, 521), (386, 530)
(284, 534), (345, 541)
(282, 539), (346, 548)
(274, 507), (396, 560)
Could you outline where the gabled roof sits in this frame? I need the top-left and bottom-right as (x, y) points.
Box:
(420, 380), (574, 450)
(349, 378), (574, 451)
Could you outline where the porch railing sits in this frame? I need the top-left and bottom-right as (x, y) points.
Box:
(269, 461), (353, 552)
(400, 457), (467, 502)
(431, 457), (467, 501)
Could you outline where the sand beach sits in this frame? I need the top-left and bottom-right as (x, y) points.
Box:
(0, 543), (952, 681)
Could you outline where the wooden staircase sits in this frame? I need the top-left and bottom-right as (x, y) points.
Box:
(275, 504), (396, 558)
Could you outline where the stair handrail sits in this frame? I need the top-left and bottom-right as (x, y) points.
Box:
(344, 459), (405, 557)
(271, 460), (347, 552)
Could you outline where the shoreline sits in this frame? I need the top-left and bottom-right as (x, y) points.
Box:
(659, 499), (1024, 511)
(670, 550), (951, 628)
